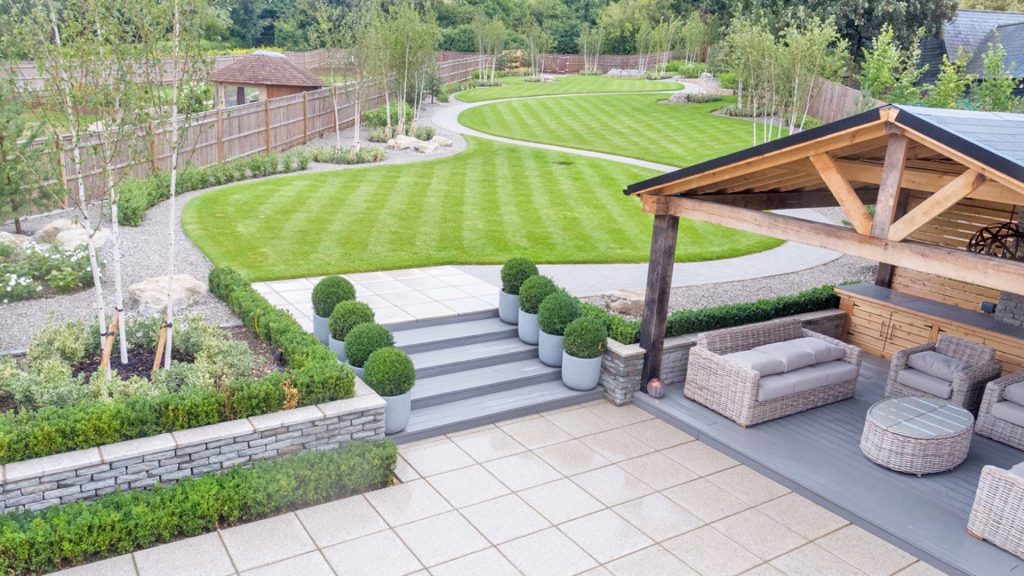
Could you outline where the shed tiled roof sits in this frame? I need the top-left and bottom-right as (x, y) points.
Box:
(965, 22), (1024, 78)
(209, 52), (325, 88)
(920, 9), (1024, 81)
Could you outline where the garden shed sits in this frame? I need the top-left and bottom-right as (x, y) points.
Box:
(209, 50), (325, 107)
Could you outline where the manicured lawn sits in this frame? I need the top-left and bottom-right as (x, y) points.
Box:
(183, 137), (781, 280)
(456, 75), (679, 103)
(460, 93), (773, 167)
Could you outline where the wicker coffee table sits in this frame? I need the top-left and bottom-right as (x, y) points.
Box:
(860, 396), (974, 475)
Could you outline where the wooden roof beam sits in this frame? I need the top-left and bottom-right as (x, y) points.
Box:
(810, 153), (874, 235)
(834, 159), (1024, 205)
(888, 170), (987, 241)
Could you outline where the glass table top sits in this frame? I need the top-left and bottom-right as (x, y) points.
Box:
(868, 396), (974, 439)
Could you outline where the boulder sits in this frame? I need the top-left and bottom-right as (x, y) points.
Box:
(54, 227), (113, 251)
(128, 274), (208, 316)
(412, 139), (438, 154)
(33, 218), (78, 243)
(430, 135), (454, 147)
(601, 289), (645, 318)
(386, 134), (420, 151)
(0, 231), (32, 249)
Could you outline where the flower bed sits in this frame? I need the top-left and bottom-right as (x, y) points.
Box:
(0, 243), (94, 303)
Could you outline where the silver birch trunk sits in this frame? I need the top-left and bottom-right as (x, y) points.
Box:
(333, 84), (342, 150)
(164, 0), (183, 369)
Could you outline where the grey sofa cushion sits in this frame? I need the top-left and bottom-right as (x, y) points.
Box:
(1010, 462), (1024, 478)
(896, 368), (953, 399)
(756, 362), (854, 401)
(722, 350), (785, 376)
(810, 361), (860, 387)
(907, 351), (967, 382)
(789, 337), (846, 364)
(754, 341), (817, 372)
(1004, 382), (1024, 406)
(993, 401), (1024, 428)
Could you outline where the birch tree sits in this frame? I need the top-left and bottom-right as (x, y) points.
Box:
(578, 26), (604, 74)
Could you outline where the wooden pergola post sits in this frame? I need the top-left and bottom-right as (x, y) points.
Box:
(872, 132), (910, 287)
(639, 204), (680, 389)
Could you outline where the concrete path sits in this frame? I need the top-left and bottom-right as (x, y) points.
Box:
(52, 402), (942, 576)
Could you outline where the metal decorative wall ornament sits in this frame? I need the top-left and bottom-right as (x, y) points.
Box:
(968, 222), (1024, 261)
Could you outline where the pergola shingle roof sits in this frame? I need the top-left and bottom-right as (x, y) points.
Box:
(209, 52), (325, 88)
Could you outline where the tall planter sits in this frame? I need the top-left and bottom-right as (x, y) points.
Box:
(499, 291), (519, 324)
(538, 331), (563, 366)
(314, 314), (330, 345)
(329, 337), (346, 362)
(500, 258), (539, 325)
(561, 352), (602, 391)
(363, 347), (416, 435)
(518, 311), (540, 344)
(561, 316), (607, 392)
(383, 389), (413, 434)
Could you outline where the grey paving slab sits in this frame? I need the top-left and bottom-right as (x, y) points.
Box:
(133, 533), (235, 576)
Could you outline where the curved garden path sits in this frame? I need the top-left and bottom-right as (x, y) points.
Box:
(433, 91), (843, 295)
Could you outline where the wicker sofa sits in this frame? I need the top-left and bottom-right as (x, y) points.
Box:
(976, 371), (1024, 451)
(884, 335), (1002, 412)
(684, 318), (862, 427)
(968, 463), (1024, 559)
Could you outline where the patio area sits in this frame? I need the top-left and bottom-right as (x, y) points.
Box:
(50, 401), (942, 576)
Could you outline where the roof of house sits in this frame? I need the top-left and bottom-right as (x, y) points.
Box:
(209, 51), (325, 88)
(624, 104), (1024, 196)
(920, 9), (1024, 82)
(965, 22), (1024, 78)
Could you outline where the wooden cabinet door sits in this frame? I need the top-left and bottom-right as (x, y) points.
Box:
(884, 311), (936, 354)
(843, 298), (893, 357)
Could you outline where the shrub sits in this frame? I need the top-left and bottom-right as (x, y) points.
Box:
(368, 127), (387, 143)
(231, 374), (288, 418)
(329, 301), (375, 341)
(500, 257), (538, 295)
(686, 93), (723, 104)
(292, 362), (355, 405)
(309, 146), (386, 165)
(363, 348), (415, 397)
(666, 61), (706, 77)
(518, 275), (557, 315)
(208, 266), (247, 300)
(364, 105), (413, 130)
(26, 320), (89, 366)
(718, 70), (739, 90)
(311, 276), (356, 318)
(538, 291), (579, 336)
(0, 244), (94, 303)
(412, 125), (435, 141)
(665, 285), (838, 337)
(0, 441), (396, 575)
(344, 323), (395, 368)
(563, 317), (608, 359)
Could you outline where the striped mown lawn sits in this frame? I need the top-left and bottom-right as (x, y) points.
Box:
(460, 93), (772, 168)
(455, 75), (679, 103)
(182, 137), (782, 280)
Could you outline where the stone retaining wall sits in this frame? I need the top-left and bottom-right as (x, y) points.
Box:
(601, 309), (847, 405)
(0, 386), (386, 513)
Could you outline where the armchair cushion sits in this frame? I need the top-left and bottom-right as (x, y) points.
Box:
(992, 401), (1024, 428)
(896, 368), (953, 399)
(722, 350), (785, 376)
(907, 350), (968, 381)
(753, 341), (816, 372)
(1011, 462), (1024, 478)
(1004, 382), (1024, 406)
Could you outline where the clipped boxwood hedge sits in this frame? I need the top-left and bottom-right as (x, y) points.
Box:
(0, 441), (396, 575)
(0, 268), (355, 465)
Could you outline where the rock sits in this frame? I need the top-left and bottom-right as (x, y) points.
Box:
(128, 275), (208, 316)
(54, 228), (113, 251)
(33, 218), (78, 243)
(386, 134), (420, 151)
(0, 231), (32, 249)
(430, 135), (453, 147)
(602, 289), (645, 317)
(412, 139), (437, 154)
(540, 74), (557, 83)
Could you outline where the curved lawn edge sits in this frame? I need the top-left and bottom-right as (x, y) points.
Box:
(454, 75), (682, 103)
(181, 136), (783, 281)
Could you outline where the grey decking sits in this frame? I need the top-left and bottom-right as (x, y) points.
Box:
(635, 355), (1024, 576)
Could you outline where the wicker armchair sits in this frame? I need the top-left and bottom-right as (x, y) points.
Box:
(968, 464), (1024, 559)
(976, 371), (1024, 451)
(684, 318), (862, 427)
(885, 335), (1001, 412)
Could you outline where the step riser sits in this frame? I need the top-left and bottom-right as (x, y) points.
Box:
(415, 348), (539, 379)
(412, 372), (561, 409)
(390, 388), (605, 443)
(386, 309), (498, 332)
(398, 327), (518, 355)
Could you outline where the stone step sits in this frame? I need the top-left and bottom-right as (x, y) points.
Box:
(408, 337), (538, 379)
(394, 317), (518, 354)
(385, 309), (498, 331)
(412, 360), (561, 409)
(389, 380), (604, 443)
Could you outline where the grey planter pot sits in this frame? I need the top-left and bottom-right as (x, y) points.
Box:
(538, 330), (564, 367)
(561, 351), (602, 391)
(348, 363), (365, 379)
(383, 388), (414, 434)
(499, 291), (519, 324)
(328, 337), (346, 363)
(313, 314), (329, 345)
(518, 311), (539, 345)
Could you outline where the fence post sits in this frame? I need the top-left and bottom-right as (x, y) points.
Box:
(264, 99), (271, 154)
(216, 106), (224, 163)
(302, 92), (309, 144)
(148, 121), (158, 173)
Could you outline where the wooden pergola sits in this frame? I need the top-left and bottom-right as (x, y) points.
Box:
(626, 104), (1024, 386)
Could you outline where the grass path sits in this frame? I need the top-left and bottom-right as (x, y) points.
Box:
(459, 93), (772, 168)
(183, 137), (781, 281)
(455, 75), (679, 103)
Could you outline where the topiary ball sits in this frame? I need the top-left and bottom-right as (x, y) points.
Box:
(563, 316), (608, 359)
(329, 301), (375, 341)
(344, 323), (395, 368)
(501, 257), (539, 295)
(364, 347), (416, 397)
(538, 291), (580, 336)
(518, 275), (557, 315)
(312, 276), (356, 318)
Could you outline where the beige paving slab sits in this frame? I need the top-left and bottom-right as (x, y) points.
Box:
(498, 417), (573, 449)
(499, 527), (599, 576)
(364, 479), (453, 526)
(426, 464), (510, 508)
(49, 555), (137, 576)
(449, 427), (527, 462)
(559, 509), (654, 564)
(613, 492), (703, 542)
(584, 403), (653, 427)
(428, 548), (522, 576)
(706, 466), (790, 507)
(741, 565), (787, 576)
(534, 439), (612, 476)
(605, 545), (699, 576)
(662, 526), (762, 576)
(769, 542), (866, 576)
(620, 418), (696, 450)
(579, 429), (655, 463)
(662, 478), (751, 523)
(220, 513), (315, 572)
(394, 510), (490, 567)
(895, 561), (948, 576)
(393, 455), (420, 482)
(133, 533), (235, 576)
(544, 407), (619, 437)
(661, 441), (740, 477)
(483, 451), (562, 491)
(816, 525), (917, 576)
(399, 438), (475, 477)
(571, 465), (655, 507)
(461, 493), (551, 544)
(239, 551), (334, 576)
(321, 530), (423, 576)
(756, 492), (849, 540)
(519, 478), (605, 524)
(577, 568), (614, 576)
(712, 509), (807, 561)
(295, 495), (388, 548)
(617, 452), (698, 491)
